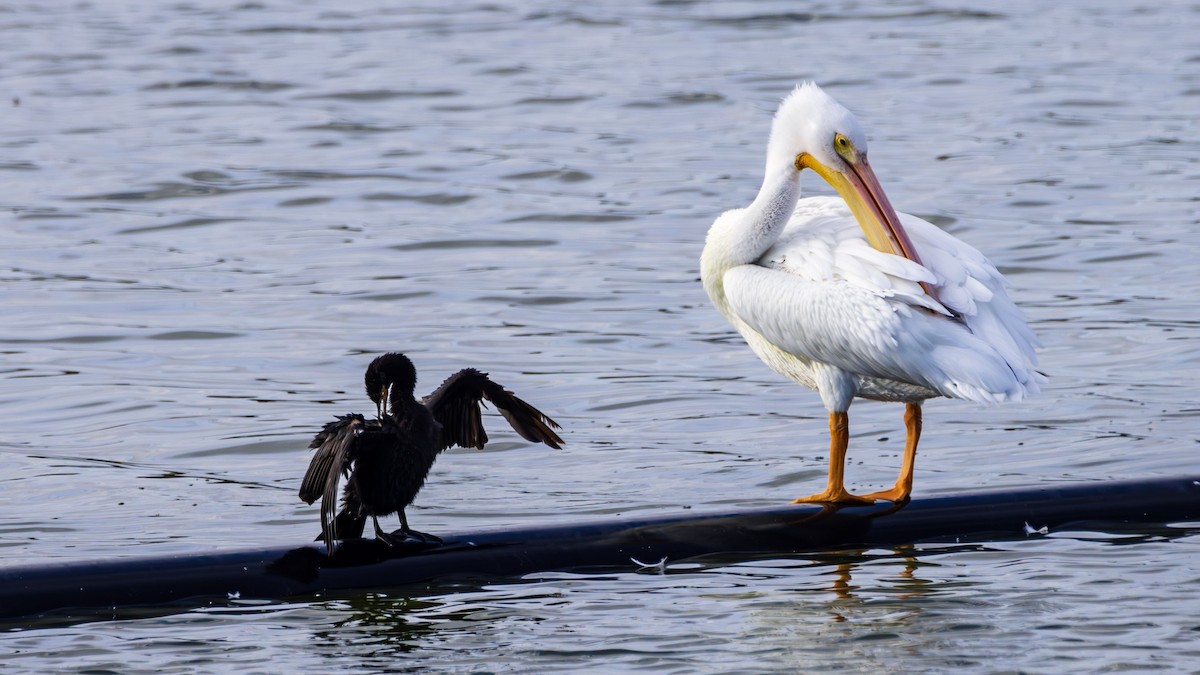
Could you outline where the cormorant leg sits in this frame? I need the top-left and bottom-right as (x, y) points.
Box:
(862, 402), (921, 502)
(373, 515), (405, 547)
(792, 411), (875, 505)
(398, 509), (442, 545)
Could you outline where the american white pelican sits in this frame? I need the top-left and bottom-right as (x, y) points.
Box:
(701, 83), (1042, 504)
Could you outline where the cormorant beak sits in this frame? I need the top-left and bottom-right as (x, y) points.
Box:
(376, 385), (389, 419)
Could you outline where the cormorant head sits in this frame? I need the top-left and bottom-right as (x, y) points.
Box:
(364, 352), (417, 418)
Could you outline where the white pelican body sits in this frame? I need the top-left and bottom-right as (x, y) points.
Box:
(701, 84), (1042, 504)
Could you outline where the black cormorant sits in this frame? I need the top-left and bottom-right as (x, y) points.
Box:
(299, 352), (564, 552)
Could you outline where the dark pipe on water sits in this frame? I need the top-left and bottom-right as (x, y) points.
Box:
(3, 476), (1198, 624)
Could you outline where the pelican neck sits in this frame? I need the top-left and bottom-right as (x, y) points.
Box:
(731, 164), (801, 265)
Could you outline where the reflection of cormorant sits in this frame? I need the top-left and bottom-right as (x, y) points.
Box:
(299, 352), (563, 553)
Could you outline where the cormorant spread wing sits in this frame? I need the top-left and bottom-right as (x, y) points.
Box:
(423, 368), (564, 451)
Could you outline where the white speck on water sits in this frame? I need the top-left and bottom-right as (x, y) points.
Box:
(631, 555), (669, 572)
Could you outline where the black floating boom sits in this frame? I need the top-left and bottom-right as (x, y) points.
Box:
(3, 476), (1199, 624)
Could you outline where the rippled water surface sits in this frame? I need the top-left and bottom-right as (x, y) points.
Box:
(3, 0), (1200, 671)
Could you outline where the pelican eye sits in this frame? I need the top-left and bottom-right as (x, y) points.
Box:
(833, 133), (853, 156)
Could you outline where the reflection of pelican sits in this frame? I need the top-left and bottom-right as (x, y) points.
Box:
(701, 84), (1042, 504)
(822, 550), (923, 622)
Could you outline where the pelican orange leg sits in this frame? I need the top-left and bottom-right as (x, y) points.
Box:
(862, 402), (921, 502)
(792, 411), (875, 505)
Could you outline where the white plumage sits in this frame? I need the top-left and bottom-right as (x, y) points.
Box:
(701, 83), (1042, 504)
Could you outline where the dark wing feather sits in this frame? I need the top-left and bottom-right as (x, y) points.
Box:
(423, 368), (564, 451)
(299, 413), (367, 552)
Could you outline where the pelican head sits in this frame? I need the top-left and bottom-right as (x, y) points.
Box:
(768, 83), (924, 267)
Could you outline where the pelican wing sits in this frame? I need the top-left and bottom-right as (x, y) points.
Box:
(423, 369), (564, 451)
(900, 212), (1043, 380)
(763, 198), (948, 314)
(299, 413), (367, 552)
(723, 197), (1041, 403)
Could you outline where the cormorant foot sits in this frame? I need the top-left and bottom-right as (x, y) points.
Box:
(374, 529), (442, 547)
(401, 529), (443, 546)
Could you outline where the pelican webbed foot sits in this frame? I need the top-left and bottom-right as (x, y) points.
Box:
(859, 485), (912, 503)
(791, 490), (875, 506)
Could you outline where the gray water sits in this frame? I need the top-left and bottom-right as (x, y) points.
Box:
(3, 0), (1200, 671)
